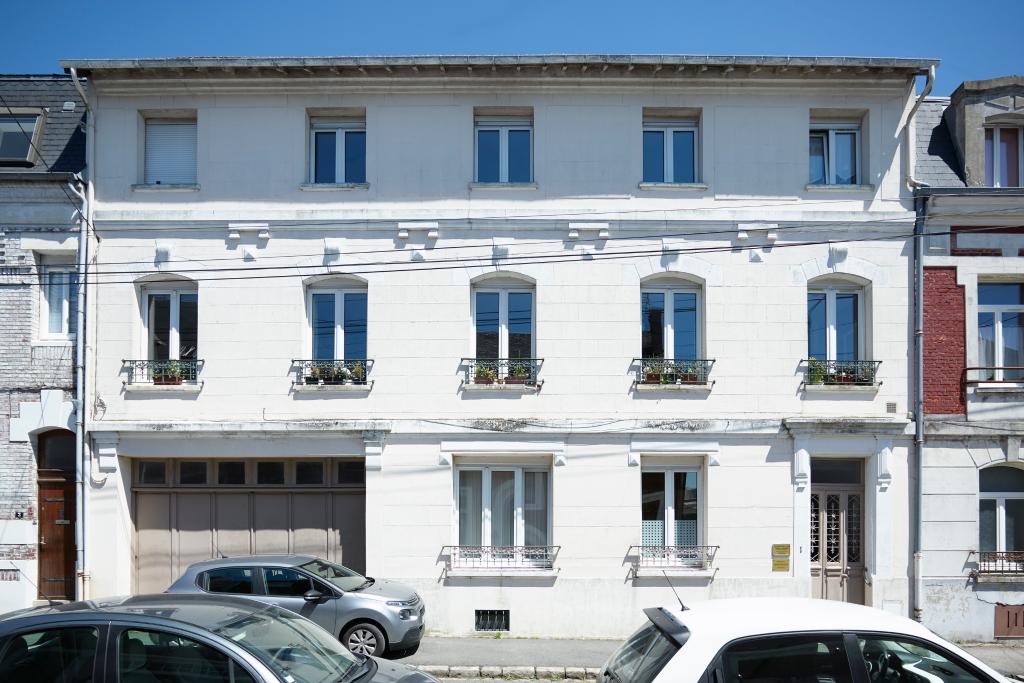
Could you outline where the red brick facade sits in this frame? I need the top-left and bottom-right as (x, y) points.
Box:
(923, 267), (966, 415)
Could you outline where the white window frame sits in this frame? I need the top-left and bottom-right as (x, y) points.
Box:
(474, 118), (533, 183)
(808, 285), (866, 361)
(142, 287), (198, 361)
(980, 493), (1024, 553)
(0, 112), (42, 164)
(642, 466), (703, 547)
(39, 263), (77, 340)
(986, 127), (1024, 188)
(454, 465), (552, 548)
(309, 120), (366, 184)
(306, 287), (368, 359)
(809, 123), (861, 185)
(640, 286), (702, 359)
(977, 284), (1024, 381)
(642, 122), (699, 183)
(472, 288), (535, 358)
(143, 117), (198, 185)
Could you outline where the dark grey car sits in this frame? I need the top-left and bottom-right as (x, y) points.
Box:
(0, 593), (438, 683)
(166, 555), (424, 657)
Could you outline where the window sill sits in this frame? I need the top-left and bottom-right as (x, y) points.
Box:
(468, 182), (538, 191)
(804, 183), (875, 193)
(292, 381), (373, 393)
(972, 383), (1024, 395)
(124, 382), (203, 394)
(633, 567), (715, 579)
(445, 568), (558, 579)
(31, 338), (74, 347)
(634, 382), (713, 393)
(130, 184), (200, 192)
(637, 182), (709, 191)
(976, 573), (1024, 584)
(803, 383), (880, 393)
(462, 381), (541, 394)
(299, 183), (370, 191)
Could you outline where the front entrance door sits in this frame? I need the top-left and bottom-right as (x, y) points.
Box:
(36, 430), (77, 601)
(810, 459), (864, 604)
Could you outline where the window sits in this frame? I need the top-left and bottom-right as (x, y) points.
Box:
(119, 629), (256, 683)
(809, 123), (861, 185)
(144, 118), (197, 185)
(986, 127), (1023, 187)
(310, 118), (366, 184)
(807, 286), (863, 362)
(137, 461), (167, 486)
(474, 289), (534, 359)
(337, 460), (365, 486)
(642, 121), (698, 183)
(978, 283), (1023, 381)
(979, 465), (1024, 554)
(602, 622), (680, 683)
(257, 461), (285, 485)
(309, 289), (367, 360)
(475, 115), (532, 183)
(201, 567), (256, 594)
(642, 470), (700, 548)
(457, 466), (550, 548)
(855, 635), (986, 683)
(296, 461), (324, 485)
(144, 288), (198, 362)
(719, 634), (853, 683)
(179, 461), (208, 485)
(0, 113), (39, 165)
(641, 287), (699, 360)
(0, 627), (98, 683)
(217, 461), (246, 485)
(40, 265), (78, 339)
(263, 567), (314, 596)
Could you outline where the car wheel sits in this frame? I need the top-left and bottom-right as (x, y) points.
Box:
(343, 622), (387, 657)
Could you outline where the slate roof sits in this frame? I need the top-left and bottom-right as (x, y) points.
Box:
(914, 98), (965, 188)
(0, 75), (85, 175)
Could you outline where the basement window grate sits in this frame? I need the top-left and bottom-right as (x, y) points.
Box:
(475, 609), (510, 631)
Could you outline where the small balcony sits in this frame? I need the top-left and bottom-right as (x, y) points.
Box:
(803, 359), (881, 389)
(441, 545), (560, 577)
(972, 551), (1024, 583)
(634, 358), (714, 391)
(123, 359), (202, 393)
(292, 359), (373, 392)
(462, 358), (542, 392)
(628, 545), (719, 577)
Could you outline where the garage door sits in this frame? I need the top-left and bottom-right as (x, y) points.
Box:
(132, 459), (365, 593)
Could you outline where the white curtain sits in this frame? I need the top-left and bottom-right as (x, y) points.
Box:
(458, 471), (482, 545)
(524, 471), (548, 547)
(490, 471), (515, 547)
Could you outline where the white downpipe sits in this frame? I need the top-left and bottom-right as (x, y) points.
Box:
(905, 65), (935, 190)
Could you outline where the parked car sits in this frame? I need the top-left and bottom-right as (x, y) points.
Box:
(0, 593), (439, 683)
(166, 554), (424, 657)
(599, 598), (1010, 683)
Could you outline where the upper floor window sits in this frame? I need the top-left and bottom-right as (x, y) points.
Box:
(641, 285), (700, 360)
(475, 110), (532, 183)
(978, 282), (1023, 381)
(310, 117), (366, 184)
(473, 285), (534, 360)
(0, 113), (40, 166)
(40, 262), (77, 339)
(144, 287), (198, 361)
(309, 287), (368, 361)
(979, 465), (1024, 554)
(144, 117), (197, 185)
(642, 110), (699, 184)
(809, 123), (861, 186)
(807, 284), (863, 361)
(985, 127), (1023, 187)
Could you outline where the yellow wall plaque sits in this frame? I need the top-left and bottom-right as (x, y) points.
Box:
(772, 558), (791, 572)
(771, 543), (791, 557)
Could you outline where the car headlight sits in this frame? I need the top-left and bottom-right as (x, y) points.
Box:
(399, 609), (412, 620)
(387, 598), (417, 607)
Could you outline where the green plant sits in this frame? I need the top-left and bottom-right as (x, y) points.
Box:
(807, 358), (826, 384)
(475, 365), (497, 383)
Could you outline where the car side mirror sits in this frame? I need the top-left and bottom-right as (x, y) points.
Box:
(303, 589), (325, 602)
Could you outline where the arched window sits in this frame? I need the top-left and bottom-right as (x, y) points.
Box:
(637, 275), (709, 385)
(305, 277), (368, 362)
(468, 273), (536, 385)
(979, 465), (1024, 553)
(806, 275), (868, 363)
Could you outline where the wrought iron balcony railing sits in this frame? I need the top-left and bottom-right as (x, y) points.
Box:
(442, 545), (559, 571)
(629, 545), (719, 571)
(973, 551), (1024, 576)
(634, 358), (714, 385)
(293, 359), (372, 386)
(123, 359), (201, 385)
(463, 358), (541, 386)
(804, 359), (881, 386)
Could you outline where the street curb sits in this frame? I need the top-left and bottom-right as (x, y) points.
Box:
(411, 665), (601, 679)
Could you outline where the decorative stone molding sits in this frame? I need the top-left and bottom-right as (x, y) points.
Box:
(876, 444), (893, 491)
(633, 253), (722, 287)
(10, 389), (74, 442)
(797, 253), (886, 287)
(92, 431), (120, 473)
(793, 447), (810, 490)
(363, 431), (385, 471)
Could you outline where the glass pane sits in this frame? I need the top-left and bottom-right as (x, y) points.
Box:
(672, 130), (695, 183)
(999, 128), (1020, 187)
(807, 293), (827, 360)
(179, 292), (198, 360)
(1004, 312), (1023, 381)
(834, 131), (857, 184)
(458, 470), (482, 546)
(337, 461), (365, 486)
(855, 637), (985, 683)
(809, 133), (827, 184)
(46, 271), (67, 333)
(985, 128), (994, 186)
(673, 472), (698, 546)
(508, 292), (533, 358)
(978, 312), (996, 381)
(477, 129), (500, 182)
(217, 461), (246, 485)
(641, 472), (665, 546)
(67, 271), (78, 336)
(39, 431), (75, 472)
(343, 292), (368, 360)
(344, 131), (366, 184)
(314, 131), (336, 184)
(643, 130), (665, 183)
(641, 292), (665, 358)
(491, 471), (515, 547)
(0, 115), (36, 159)
(835, 293), (859, 361)
(296, 461), (324, 485)
(980, 499), (997, 552)
(0, 627), (98, 683)
(120, 628), (255, 683)
(979, 283), (1024, 306)
(179, 461), (207, 485)
(475, 292), (500, 359)
(723, 635), (853, 683)
(263, 567), (313, 597)
(257, 461), (285, 485)
(603, 623), (679, 683)
(672, 292), (697, 360)
(312, 293), (336, 360)
(980, 466), (1024, 493)
(138, 461), (166, 485)
(148, 293), (171, 361)
(508, 129), (531, 183)
(811, 459), (862, 485)
(1008, 500), (1024, 552)
(524, 471), (548, 547)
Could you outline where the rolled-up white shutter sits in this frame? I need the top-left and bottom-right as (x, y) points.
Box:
(144, 121), (197, 184)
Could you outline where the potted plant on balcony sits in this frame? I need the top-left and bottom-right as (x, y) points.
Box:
(642, 363), (662, 384)
(336, 366), (354, 385)
(807, 358), (826, 385)
(504, 363), (531, 385)
(350, 365), (365, 385)
(676, 362), (701, 384)
(474, 365), (497, 385)
(305, 366), (321, 385)
(153, 361), (183, 386)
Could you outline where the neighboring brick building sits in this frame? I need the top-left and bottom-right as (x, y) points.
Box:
(0, 75), (86, 611)
(915, 77), (1024, 641)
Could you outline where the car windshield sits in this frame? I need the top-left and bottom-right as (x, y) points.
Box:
(213, 602), (360, 683)
(300, 559), (368, 592)
(602, 622), (679, 683)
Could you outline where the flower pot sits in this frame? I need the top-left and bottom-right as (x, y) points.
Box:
(678, 373), (699, 384)
(644, 373), (661, 384)
(154, 375), (182, 386)
(475, 375), (495, 385)
(304, 376), (319, 385)
(504, 377), (528, 385)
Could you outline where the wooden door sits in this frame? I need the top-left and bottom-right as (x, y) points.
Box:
(37, 478), (76, 600)
(810, 488), (865, 604)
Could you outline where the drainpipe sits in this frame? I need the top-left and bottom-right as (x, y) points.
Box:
(905, 65), (935, 191)
(912, 193), (928, 621)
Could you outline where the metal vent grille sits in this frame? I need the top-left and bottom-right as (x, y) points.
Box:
(886, 402), (898, 414)
(475, 609), (510, 631)
(995, 605), (1024, 638)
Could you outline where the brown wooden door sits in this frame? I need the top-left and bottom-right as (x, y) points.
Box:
(38, 478), (76, 600)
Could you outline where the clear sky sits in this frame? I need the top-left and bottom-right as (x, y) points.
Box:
(4, 0), (1021, 95)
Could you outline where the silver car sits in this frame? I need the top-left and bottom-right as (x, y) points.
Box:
(167, 555), (424, 657)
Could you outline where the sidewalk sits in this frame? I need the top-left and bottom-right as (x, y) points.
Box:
(403, 637), (1024, 678)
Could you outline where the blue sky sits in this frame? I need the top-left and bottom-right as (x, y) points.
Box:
(5, 0), (1021, 95)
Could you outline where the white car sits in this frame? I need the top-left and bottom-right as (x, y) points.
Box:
(599, 598), (1009, 683)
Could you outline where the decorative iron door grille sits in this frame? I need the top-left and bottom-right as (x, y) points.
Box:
(810, 487), (864, 604)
